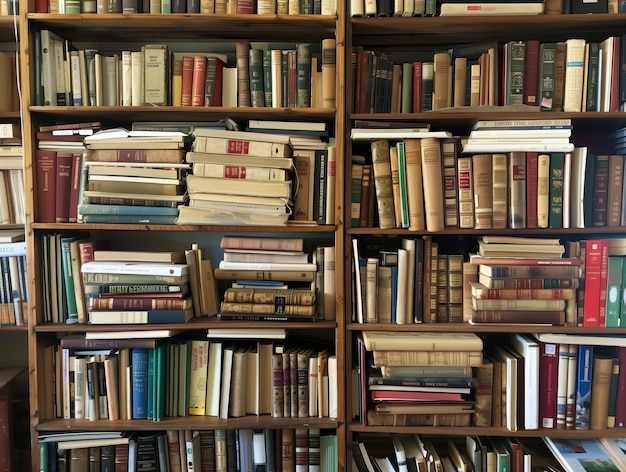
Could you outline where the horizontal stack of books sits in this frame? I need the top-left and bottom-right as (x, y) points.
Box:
(468, 236), (580, 326)
(357, 331), (481, 427)
(177, 129), (294, 226)
(79, 128), (192, 224)
(81, 251), (193, 324)
(215, 236), (321, 322)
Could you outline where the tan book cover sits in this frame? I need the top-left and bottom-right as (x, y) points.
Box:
(537, 153), (550, 228)
(370, 139), (396, 229)
(453, 57), (467, 107)
(235, 42), (251, 108)
(87, 149), (185, 163)
(361, 330), (483, 351)
(471, 154), (493, 229)
(589, 356), (614, 430)
(491, 153), (508, 229)
(403, 139), (425, 231)
(563, 39), (586, 112)
(457, 156), (475, 229)
(186, 175), (291, 199)
(371, 350), (483, 367)
(377, 265), (392, 323)
(420, 138), (445, 232)
(607, 155), (624, 227)
(389, 145), (402, 227)
(474, 361), (493, 427)
(187, 340), (208, 416)
(271, 353), (284, 418)
(433, 52), (450, 110)
(142, 44), (169, 106)
(223, 288), (315, 305)
(228, 346), (249, 418)
(193, 136), (292, 158)
(219, 302), (315, 316)
(553, 41), (567, 112)
(470, 63), (481, 107)
(368, 411), (472, 427)
(321, 39), (336, 109)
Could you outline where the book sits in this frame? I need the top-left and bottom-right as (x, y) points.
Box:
(361, 331), (483, 351)
(370, 139), (395, 229)
(87, 308), (193, 324)
(544, 438), (622, 472)
(439, 2), (544, 14)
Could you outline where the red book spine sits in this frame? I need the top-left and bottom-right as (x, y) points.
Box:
(212, 59), (225, 107)
(598, 240), (609, 327)
(539, 341), (559, 429)
(287, 50), (297, 109)
(191, 55), (207, 107)
(68, 153), (82, 223)
(412, 61), (422, 113)
(35, 0), (48, 12)
(89, 297), (189, 310)
(510, 442), (524, 472)
(614, 347), (626, 427)
(526, 151), (539, 228)
(35, 150), (57, 223)
(181, 56), (194, 107)
(524, 40), (540, 106)
(610, 36), (620, 112)
(583, 239), (606, 327)
(236, 0), (255, 13)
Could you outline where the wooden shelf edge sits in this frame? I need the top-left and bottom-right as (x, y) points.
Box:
(346, 323), (626, 334)
(37, 416), (341, 431)
(35, 320), (338, 331)
(348, 226), (626, 236)
(348, 423), (626, 437)
(30, 222), (337, 232)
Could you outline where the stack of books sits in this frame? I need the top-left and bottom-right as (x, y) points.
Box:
(468, 236), (580, 325)
(81, 251), (192, 325)
(177, 129), (294, 226)
(215, 236), (320, 322)
(462, 119), (574, 154)
(79, 128), (191, 224)
(358, 331), (481, 427)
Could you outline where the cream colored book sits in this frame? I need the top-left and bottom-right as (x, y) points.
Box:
(537, 153), (550, 228)
(472, 154), (493, 229)
(321, 39), (337, 109)
(361, 331), (483, 351)
(420, 138), (445, 232)
(372, 350), (483, 367)
(191, 162), (287, 181)
(186, 174), (292, 199)
(562, 38), (586, 113)
(457, 157), (475, 229)
(141, 44), (169, 106)
(491, 153), (508, 229)
(403, 139), (425, 231)
(193, 136), (291, 158)
(439, 2), (543, 15)
(389, 145), (402, 228)
(186, 151), (293, 170)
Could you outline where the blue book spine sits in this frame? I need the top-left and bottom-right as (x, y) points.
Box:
(147, 348), (155, 421)
(575, 344), (593, 430)
(389, 265), (398, 324)
(78, 204), (179, 216)
(235, 280), (286, 287)
(131, 348), (149, 419)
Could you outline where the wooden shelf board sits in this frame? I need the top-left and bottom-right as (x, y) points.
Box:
(37, 416), (340, 431)
(29, 106), (336, 122)
(36, 320), (337, 332)
(349, 423), (626, 437)
(348, 226), (626, 236)
(347, 323), (626, 334)
(31, 222), (337, 232)
(27, 13), (336, 41)
(351, 14), (626, 45)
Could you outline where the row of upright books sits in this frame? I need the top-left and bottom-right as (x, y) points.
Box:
(39, 428), (338, 472)
(0, 229), (27, 326)
(51, 335), (336, 421)
(351, 119), (626, 231)
(36, 33), (337, 110)
(353, 35), (626, 114)
(354, 433), (626, 472)
(352, 235), (626, 328)
(34, 119), (335, 226)
(355, 330), (626, 433)
(36, 0), (337, 14)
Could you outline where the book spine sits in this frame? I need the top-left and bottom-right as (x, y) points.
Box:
(236, 42), (251, 107)
(556, 343), (569, 429)
(471, 154), (493, 230)
(249, 49), (265, 108)
(370, 139), (395, 229)
(574, 344), (593, 430)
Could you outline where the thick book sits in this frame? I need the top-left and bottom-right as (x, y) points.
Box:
(370, 139), (396, 229)
(361, 331), (483, 351)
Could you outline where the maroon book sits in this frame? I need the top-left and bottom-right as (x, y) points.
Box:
(68, 153), (82, 223)
(524, 40), (540, 106)
(191, 55), (207, 107)
(539, 340), (559, 429)
(55, 152), (72, 223)
(180, 56), (194, 107)
(412, 61), (422, 113)
(35, 150), (57, 223)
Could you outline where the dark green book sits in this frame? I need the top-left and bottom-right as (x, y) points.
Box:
(538, 42), (556, 110)
(548, 152), (564, 228)
(249, 48), (265, 108)
(136, 435), (159, 470)
(263, 50), (273, 108)
(296, 43), (311, 108)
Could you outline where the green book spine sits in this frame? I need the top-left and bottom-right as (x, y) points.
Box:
(160, 0), (171, 12)
(249, 48), (265, 108)
(263, 50), (273, 108)
(505, 41), (525, 106)
(351, 163), (363, 228)
(538, 42), (556, 110)
(607, 357), (620, 427)
(60, 237), (78, 322)
(548, 152), (564, 229)
(401, 62), (412, 113)
(606, 256), (623, 327)
(296, 43), (311, 108)
(397, 142), (409, 228)
(620, 258), (626, 327)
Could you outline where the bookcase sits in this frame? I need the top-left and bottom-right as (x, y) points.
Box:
(345, 12), (626, 472)
(19, 2), (347, 471)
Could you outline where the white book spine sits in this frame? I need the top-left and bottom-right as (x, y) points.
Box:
(121, 50), (132, 107)
(131, 50), (144, 106)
